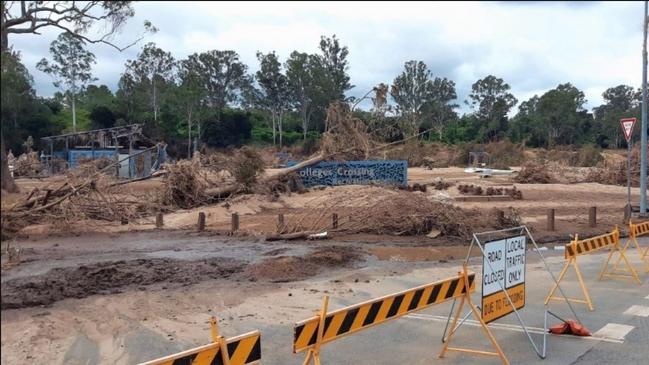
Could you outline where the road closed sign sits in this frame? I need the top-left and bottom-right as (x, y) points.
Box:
(482, 235), (526, 323)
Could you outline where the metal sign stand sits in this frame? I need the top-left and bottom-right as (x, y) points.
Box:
(438, 265), (510, 365)
(441, 226), (581, 360)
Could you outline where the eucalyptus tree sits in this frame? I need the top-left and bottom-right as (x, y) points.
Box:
(256, 51), (290, 146)
(37, 32), (96, 132)
(466, 75), (517, 141)
(123, 42), (175, 123)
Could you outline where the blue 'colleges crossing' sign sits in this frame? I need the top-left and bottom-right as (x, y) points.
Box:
(292, 160), (408, 187)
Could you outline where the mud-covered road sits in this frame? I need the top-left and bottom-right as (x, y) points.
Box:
(1, 230), (565, 364)
(1, 231), (366, 309)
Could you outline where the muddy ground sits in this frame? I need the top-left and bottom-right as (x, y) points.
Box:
(0, 229), (567, 365)
(0, 235), (363, 310)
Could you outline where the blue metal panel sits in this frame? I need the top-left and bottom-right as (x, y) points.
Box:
(68, 149), (116, 168)
(296, 160), (407, 187)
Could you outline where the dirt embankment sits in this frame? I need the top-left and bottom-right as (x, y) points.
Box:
(0, 246), (363, 310)
(244, 246), (362, 282)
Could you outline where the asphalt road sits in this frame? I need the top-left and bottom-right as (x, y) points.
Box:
(251, 237), (649, 365)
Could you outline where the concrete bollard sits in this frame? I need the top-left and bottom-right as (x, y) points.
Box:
(547, 209), (555, 231)
(232, 213), (240, 233)
(156, 212), (164, 228)
(332, 213), (338, 229)
(589, 207), (597, 227)
(197, 212), (206, 231)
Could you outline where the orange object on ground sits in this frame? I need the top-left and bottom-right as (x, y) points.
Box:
(548, 320), (591, 336)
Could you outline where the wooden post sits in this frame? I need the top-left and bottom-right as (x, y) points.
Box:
(232, 213), (239, 233)
(589, 207), (597, 227)
(332, 213), (338, 229)
(547, 209), (555, 231)
(197, 212), (206, 231)
(42, 189), (52, 206)
(277, 214), (285, 234)
(495, 209), (505, 226)
(155, 212), (164, 228)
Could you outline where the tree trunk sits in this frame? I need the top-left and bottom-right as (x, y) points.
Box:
(1, 133), (18, 192)
(279, 111), (283, 147)
(152, 81), (157, 122)
(272, 113), (277, 146)
(187, 107), (192, 159)
(302, 105), (308, 141)
(197, 119), (201, 151)
(71, 93), (77, 133)
(1, 29), (18, 192)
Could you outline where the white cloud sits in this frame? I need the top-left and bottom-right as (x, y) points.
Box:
(7, 0), (645, 114)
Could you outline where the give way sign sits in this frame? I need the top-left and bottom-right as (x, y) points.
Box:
(620, 118), (637, 142)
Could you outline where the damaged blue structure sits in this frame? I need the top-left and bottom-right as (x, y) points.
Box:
(292, 160), (408, 187)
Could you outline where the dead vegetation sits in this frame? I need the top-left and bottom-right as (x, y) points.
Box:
(584, 147), (646, 187)
(457, 184), (523, 199)
(230, 147), (265, 189)
(278, 188), (474, 239)
(13, 151), (44, 177)
(320, 102), (373, 160)
(514, 161), (555, 184)
(158, 158), (211, 209)
(493, 207), (523, 229)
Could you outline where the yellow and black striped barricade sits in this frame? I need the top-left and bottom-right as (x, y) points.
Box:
(613, 220), (649, 272)
(544, 227), (640, 311)
(139, 317), (261, 365)
(293, 266), (510, 365)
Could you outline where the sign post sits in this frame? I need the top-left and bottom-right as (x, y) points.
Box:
(482, 235), (526, 323)
(620, 118), (637, 215)
(442, 226), (581, 360)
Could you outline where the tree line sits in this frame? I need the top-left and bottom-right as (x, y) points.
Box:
(2, 28), (644, 161)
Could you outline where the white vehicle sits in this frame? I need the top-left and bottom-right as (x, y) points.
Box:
(464, 167), (514, 177)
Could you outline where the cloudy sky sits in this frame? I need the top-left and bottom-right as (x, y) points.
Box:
(8, 1), (646, 113)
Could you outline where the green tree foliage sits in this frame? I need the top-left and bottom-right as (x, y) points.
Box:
(89, 106), (116, 129)
(1, 51), (64, 153)
(307, 35), (353, 132)
(510, 83), (594, 147)
(391, 60), (434, 136)
(202, 109), (253, 148)
(256, 51), (291, 146)
(466, 75), (517, 141)
(390, 60), (458, 138)
(188, 50), (252, 110)
(78, 84), (115, 110)
(536, 83), (591, 147)
(123, 43), (175, 123)
(593, 85), (641, 148)
(37, 32), (97, 132)
(285, 51), (317, 140)
(176, 56), (206, 157)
